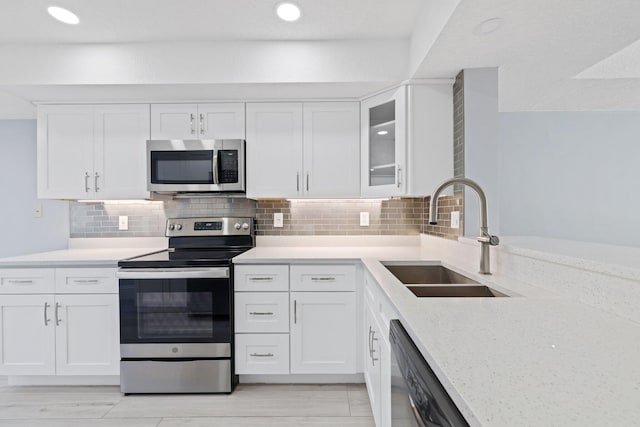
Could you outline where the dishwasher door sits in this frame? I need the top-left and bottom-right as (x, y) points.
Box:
(389, 320), (469, 427)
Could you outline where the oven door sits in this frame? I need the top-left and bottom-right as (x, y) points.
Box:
(118, 268), (231, 355)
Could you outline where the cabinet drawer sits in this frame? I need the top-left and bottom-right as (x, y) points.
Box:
(0, 269), (55, 294)
(55, 268), (118, 294)
(235, 334), (289, 375)
(234, 265), (289, 292)
(290, 265), (356, 291)
(235, 292), (289, 333)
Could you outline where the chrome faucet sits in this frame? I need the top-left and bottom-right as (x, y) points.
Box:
(428, 177), (499, 274)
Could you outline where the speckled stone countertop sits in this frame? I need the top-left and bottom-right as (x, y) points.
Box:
(234, 243), (640, 427)
(0, 247), (164, 268)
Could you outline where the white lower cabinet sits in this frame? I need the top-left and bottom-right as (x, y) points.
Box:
(235, 334), (290, 374)
(290, 291), (357, 374)
(0, 295), (56, 375)
(234, 263), (358, 376)
(0, 268), (120, 377)
(364, 272), (396, 427)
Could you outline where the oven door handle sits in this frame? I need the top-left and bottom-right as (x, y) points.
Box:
(116, 268), (229, 279)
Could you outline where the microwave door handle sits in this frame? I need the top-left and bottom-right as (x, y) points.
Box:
(212, 149), (219, 185)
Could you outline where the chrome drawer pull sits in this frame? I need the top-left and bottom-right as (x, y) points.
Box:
(250, 353), (274, 357)
(249, 312), (274, 316)
(311, 277), (336, 281)
(7, 279), (35, 284)
(72, 279), (100, 284)
(249, 277), (274, 281)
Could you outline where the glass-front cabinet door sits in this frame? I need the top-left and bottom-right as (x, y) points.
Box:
(361, 86), (406, 197)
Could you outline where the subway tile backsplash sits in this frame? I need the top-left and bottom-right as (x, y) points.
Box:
(69, 197), (461, 240)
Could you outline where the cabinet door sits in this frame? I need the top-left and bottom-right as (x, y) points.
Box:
(361, 87), (406, 198)
(54, 294), (120, 376)
(290, 292), (356, 374)
(364, 302), (382, 427)
(198, 103), (246, 139)
(245, 103), (303, 199)
(94, 104), (150, 199)
(303, 103), (360, 197)
(150, 104), (198, 139)
(37, 105), (94, 199)
(0, 295), (55, 375)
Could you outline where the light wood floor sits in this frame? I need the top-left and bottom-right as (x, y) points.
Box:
(0, 376), (374, 426)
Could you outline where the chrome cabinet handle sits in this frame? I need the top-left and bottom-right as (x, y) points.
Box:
(249, 277), (273, 282)
(293, 300), (297, 324)
(44, 302), (51, 326)
(306, 173), (309, 192)
(249, 312), (274, 316)
(85, 172), (91, 192)
(371, 329), (378, 365)
(368, 326), (373, 356)
(190, 113), (195, 134)
(296, 172), (300, 192)
(311, 277), (335, 282)
(7, 279), (34, 284)
(94, 172), (100, 192)
(72, 279), (100, 284)
(55, 302), (61, 326)
(397, 165), (402, 188)
(250, 353), (274, 357)
(199, 113), (205, 134)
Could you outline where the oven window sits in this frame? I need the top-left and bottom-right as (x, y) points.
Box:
(120, 278), (231, 344)
(151, 150), (214, 184)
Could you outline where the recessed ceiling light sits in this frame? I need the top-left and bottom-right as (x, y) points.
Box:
(47, 6), (80, 25)
(377, 130), (389, 135)
(473, 17), (504, 35)
(276, 2), (301, 22)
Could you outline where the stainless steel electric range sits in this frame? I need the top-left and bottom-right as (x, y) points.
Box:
(116, 217), (254, 394)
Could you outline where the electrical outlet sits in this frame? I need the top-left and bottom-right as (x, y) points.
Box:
(33, 204), (43, 218)
(360, 211), (370, 227)
(451, 211), (460, 229)
(273, 212), (284, 228)
(118, 215), (129, 231)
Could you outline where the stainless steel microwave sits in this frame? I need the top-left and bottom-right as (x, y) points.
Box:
(147, 140), (245, 193)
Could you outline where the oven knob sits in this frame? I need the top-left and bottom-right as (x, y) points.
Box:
(168, 224), (175, 231)
(176, 224), (183, 231)
(242, 222), (250, 230)
(234, 223), (241, 230)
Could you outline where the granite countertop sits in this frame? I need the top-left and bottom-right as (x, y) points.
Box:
(233, 245), (640, 427)
(0, 247), (163, 268)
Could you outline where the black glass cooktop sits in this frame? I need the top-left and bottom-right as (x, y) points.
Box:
(118, 248), (250, 269)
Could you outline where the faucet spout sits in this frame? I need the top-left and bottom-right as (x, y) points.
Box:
(428, 177), (499, 274)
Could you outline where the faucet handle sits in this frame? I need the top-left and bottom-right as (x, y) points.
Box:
(477, 234), (500, 246)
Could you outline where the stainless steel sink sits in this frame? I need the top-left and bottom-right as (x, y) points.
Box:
(382, 263), (508, 298)
(406, 285), (507, 298)
(383, 264), (480, 285)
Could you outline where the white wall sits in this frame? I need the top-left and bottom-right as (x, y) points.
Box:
(499, 112), (640, 247)
(0, 120), (68, 257)
(463, 68), (500, 237)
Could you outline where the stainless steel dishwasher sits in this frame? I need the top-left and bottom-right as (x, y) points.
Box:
(389, 320), (469, 427)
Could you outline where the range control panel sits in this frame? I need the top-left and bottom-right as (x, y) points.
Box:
(165, 217), (253, 237)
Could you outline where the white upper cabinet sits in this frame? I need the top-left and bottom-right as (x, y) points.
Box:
(303, 103), (360, 198)
(94, 104), (150, 199)
(246, 102), (360, 199)
(37, 105), (95, 200)
(37, 104), (150, 200)
(361, 87), (406, 198)
(150, 103), (245, 140)
(361, 83), (453, 198)
(246, 103), (304, 199)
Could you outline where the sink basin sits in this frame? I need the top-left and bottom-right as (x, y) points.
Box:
(383, 264), (479, 285)
(406, 285), (507, 298)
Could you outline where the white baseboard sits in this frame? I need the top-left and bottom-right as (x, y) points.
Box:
(8, 375), (120, 386)
(239, 373), (364, 384)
